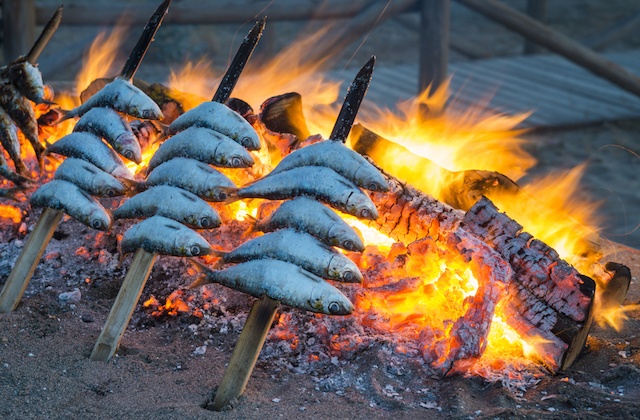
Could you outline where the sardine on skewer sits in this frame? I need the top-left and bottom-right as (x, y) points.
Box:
(146, 126), (254, 173)
(54, 158), (129, 197)
(145, 157), (237, 202)
(267, 139), (389, 191)
(73, 107), (142, 163)
(113, 185), (221, 229)
(255, 197), (365, 252)
(30, 179), (112, 231)
(213, 229), (363, 283)
(0, 106), (29, 176)
(45, 132), (134, 180)
(121, 215), (212, 257)
(189, 259), (354, 315)
(238, 166), (378, 220)
(0, 152), (32, 186)
(4, 60), (54, 105)
(168, 101), (261, 150)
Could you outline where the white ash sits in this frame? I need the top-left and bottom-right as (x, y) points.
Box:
(58, 288), (81, 304)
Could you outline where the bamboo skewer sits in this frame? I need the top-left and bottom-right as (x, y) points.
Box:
(25, 5), (63, 64)
(209, 295), (279, 411)
(0, 208), (63, 312)
(90, 249), (157, 361)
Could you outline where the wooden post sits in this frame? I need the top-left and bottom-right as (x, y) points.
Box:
(523, 0), (546, 55)
(3, 0), (36, 63)
(0, 208), (63, 313)
(90, 249), (157, 362)
(208, 296), (279, 411)
(455, 0), (640, 99)
(419, 0), (450, 93)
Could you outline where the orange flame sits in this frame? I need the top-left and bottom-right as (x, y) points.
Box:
(0, 204), (21, 223)
(76, 27), (127, 93)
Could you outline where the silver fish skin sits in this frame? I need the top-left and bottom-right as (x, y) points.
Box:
(256, 197), (365, 252)
(168, 101), (260, 150)
(73, 107), (142, 163)
(239, 166), (378, 220)
(121, 215), (212, 256)
(146, 126), (254, 173)
(145, 157), (236, 202)
(191, 259), (354, 315)
(268, 140), (389, 192)
(54, 158), (128, 197)
(30, 179), (112, 231)
(62, 78), (163, 121)
(5, 60), (51, 104)
(0, 106), (28, 175)
(45, 132), (134, 180)
(219, 229), (362, 283)
(0, 80), (44, 165)
(113, 185), (221, 229)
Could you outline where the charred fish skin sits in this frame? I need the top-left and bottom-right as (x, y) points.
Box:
(30, 179), (112, 231)
(62, 78), (163, 121)
(121, 215), (212, 256)
(0, 80), (45, 166)
(73, 107), (142, 164)
(269, 140), (389, 192)
(146, 126), (254, 173)
(5, 60), (51, 105)
(45, 132), (134, 180)
(0, 152), (32, 186)
(168, 101), (261, 150)
(238, 166), (378, 220)
(113, 185), (221, 229)
(0, 106), (28, 176)
(221, 229), (363, 283)
(54, 158), (128, 197)
(256, 197), (365, 252)
(145, 157), (237, 202)
(192, 259), (354, 315)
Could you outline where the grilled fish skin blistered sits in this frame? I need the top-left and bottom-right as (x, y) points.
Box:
(113, 185), (221, 229)
(0, 106), (28, 176)
(30, 179), (112, 231)
(268, 140), (389, 192)
(145, 157), (237, 202)
(58, 78), (163, 121)
(4, 60), (53, 105)
(0, 152), (32, 186)
(168, 101), (260, 150)
(190, 259), (354, 315)
(215, 229), (362, 283)
(121, 215), (212, 256)
(54, 158), (129, 197)
(146, 126), (254, 173)
(255, 197), (365, 252)
(0, 80), (45, 168)
(73, 107), (142, 163)
(45, 132), (134, 180)
(238, 166), (378, 220)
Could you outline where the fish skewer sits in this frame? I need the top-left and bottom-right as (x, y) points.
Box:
(238, 166), (378, 220)
(53, 158), (129, 197)
(255, 197), (365, 252)
(0, 152), (32, 186)
(0, 107), (29, 176)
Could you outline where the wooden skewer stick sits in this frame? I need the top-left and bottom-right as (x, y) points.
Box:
(25, 5), (63, 64)
(90, 248), (157, 361)
(208, 295), (279, 411)
(0, 208), (63, 313)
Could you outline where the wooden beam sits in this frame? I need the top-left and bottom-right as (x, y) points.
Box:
(523, 0), (546, 55)
(419, 0), (450, 93)
(455, 0), (640, 99)
(35, 0), (381, 26)
(3, 0), (36, 63)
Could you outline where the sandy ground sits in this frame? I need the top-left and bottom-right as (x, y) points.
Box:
(2, 0), (640, 419)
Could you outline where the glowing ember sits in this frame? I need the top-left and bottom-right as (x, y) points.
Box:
(0, 204), (21, 224)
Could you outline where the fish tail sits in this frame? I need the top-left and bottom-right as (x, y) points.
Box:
(53, 108), (72, 124)
(1, 187), (22, 201)
(0, 166), (34, 186)
(187, 259), (215, 289)
(13, 158), (30, 177)
(119, 178), (146, 196)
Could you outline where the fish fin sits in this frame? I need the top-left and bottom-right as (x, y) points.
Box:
(187, 259), (214, 289)
(218, 186), (240, 203)
(52, 108), (72, 124)
(119, 177), (146, 196)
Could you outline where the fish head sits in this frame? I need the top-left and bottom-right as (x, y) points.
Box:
(327, 223), (365, 252)
(115, 133), (142, 164)
(186, 208), (221, 230)
(353, 166), (390, 192)
(236, 128), (261, 151)
(141, 107), (164, 120)
(204, 186), (231, 202)
(216, 144), (255, 168)
(346, 193), (378, 220)
(87, 208), (112, 231)
(94, 177), (127, 198)
(310, 286), (354, 315)
(327, 256), (363, 283)
(174, 230), (212, 257)
(8, 60), (45, 99)
(111, 165), (135, 181)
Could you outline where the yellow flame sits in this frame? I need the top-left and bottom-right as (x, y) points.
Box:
(76, 27), (127, 93)
(0, 204), (21, 223)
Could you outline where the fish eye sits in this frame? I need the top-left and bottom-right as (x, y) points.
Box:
(105, 188), (115, 197)
(241, 137), (252, 148)
(343, 271), (354, 281)
(342, 240), (354, 250)
(123, 150), (134, 159)
(91, 219), (103, 230)
(200, 217), (212, 228)
(142, 110), (155, 119)
(359, 209), (371, 219)
(231, 156), (242, 167)
(367, 182), (379, 191)
(217, 190), (227, 200)
(328, 302), (341, 314)
(190, 245), (201, 256)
